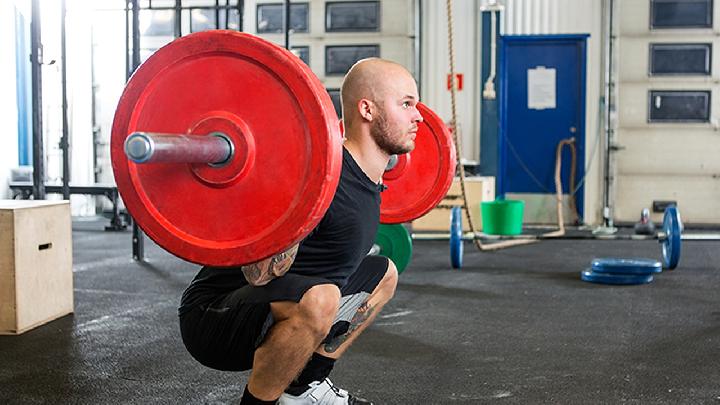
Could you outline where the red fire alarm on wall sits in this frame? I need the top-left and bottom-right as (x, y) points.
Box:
(446, 73), (464, 91)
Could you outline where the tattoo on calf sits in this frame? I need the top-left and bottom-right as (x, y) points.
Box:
(241, 244), (299, 286)
(324, 301), (375, 353)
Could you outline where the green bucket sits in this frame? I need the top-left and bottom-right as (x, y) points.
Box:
(481, 199), (525, 235)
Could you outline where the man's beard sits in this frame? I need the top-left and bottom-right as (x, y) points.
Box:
(370, 108), (413, 155)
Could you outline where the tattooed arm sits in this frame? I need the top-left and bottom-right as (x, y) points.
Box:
(241, 244), (299, 286)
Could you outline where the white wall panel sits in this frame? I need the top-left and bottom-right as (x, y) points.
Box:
(617, 0), (720, 36)
(619, 37), (720, 83)
(420, 0), (480, 163)
(616, 175), (720, 224)
(616, 129), (720, 175)
(618, 84), (717, 129)
(503, 0), (593, 35)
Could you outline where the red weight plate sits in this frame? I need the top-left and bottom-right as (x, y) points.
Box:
(380, 103), (456, 224)
(111, 31), (342, 267)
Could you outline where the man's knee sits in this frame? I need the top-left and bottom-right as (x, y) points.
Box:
(380, 260), (399, 298)
(297, 284), (341, 336)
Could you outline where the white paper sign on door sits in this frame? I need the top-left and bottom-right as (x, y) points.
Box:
(527, 66), (556, 110)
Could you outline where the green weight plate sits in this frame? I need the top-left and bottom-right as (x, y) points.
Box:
(374, 224), (413, 274)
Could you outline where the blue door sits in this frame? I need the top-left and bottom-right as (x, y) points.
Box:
(499, 35), (588, 220)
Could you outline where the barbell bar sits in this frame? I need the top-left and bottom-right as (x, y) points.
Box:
(124, 132), (235, 165)
(437, 206), (696, 270)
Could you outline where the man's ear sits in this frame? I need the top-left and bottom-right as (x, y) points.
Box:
(358, 99), (373, 122)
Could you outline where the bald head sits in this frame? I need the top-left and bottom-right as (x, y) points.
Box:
(340, 58), (417, 129)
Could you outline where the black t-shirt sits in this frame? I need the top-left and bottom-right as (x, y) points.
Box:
(289, 147), (381, 283)
(179, 147), (381, 314)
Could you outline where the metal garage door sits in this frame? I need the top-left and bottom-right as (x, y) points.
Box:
(614, 0), (720, 224)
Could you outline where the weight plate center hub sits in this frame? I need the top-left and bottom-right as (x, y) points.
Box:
(189, 112), (256, 188)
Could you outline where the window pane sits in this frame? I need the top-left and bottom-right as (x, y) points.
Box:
(291, 46), (310, 65)
(648, 90), (710, 122)
(326, 1), (380, 32)
(651, 0), (713, 28)
(325, 45), (380, 75)
(223, 8), (241, 30)
(146, 0), (175, 8)
(139, 47), (159, 64)
(257, 3), (309, 33)
(190, 9), (217, 32)
(327, 89), (342, 117)
(181, 0), (219, 6)
(650, 43), (711, 75)
(139, 9), (175, 36)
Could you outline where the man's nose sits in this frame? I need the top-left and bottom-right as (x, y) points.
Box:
(414, 107), (424, 123)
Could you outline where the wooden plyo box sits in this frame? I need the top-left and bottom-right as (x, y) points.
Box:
(412, 176), (495, 231)
(0, 200), (73, 335)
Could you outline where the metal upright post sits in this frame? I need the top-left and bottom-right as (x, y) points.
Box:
(215, 0), (220, 29)
(174, 0), (182, 38)
(602, 0), (616, 229)
(30, 0), (45, 200)
(129, 0), (145, 261)
(284, 0), (290, 49)
(60, 0), (71, 200)
(132, 0), (140, 72)
(238, 0), (245, 31)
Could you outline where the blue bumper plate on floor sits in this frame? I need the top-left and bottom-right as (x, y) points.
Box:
(450, 206), (463, 269)
(591, 258), (662, 275)
(580, 270), (654, 285)
(661, 206), (682, 270)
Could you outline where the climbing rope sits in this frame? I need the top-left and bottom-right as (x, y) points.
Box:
(445, 0), (486, 250)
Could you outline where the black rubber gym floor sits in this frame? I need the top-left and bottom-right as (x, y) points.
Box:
(1, 218), (719, 404)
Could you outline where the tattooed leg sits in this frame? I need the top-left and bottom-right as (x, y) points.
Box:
(324, 301), (376, 353)
(316, 262), (398, 359)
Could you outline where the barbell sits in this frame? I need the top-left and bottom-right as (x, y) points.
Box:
(111, 30), (456, 267)
(446, 206), (684, 270)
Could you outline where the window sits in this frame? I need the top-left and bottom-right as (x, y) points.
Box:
(325, 45), (380, 75)
(648, 90), (711, 122)
(188, 8), (241, 32)
(140, 0), (175, 7)
(291, 46), (310, 65)
(326, 1), (380, 32)
(139, 9), (176, 36)
(650, 43), (711, 75)
(650, 0), (713, 29)
(190, 9), (217, 32)
(257, 3), (309, 33)
(327, 89), (342, 117)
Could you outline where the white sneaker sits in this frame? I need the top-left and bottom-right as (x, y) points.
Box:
(277, 378), (373, 404)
